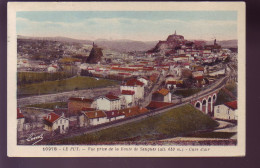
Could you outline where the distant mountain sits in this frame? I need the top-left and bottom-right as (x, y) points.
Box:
(18, 35), (157, 52)
(17, 35), (237, 53)
(17, 35), (93, 45)
(95, 40), (157, 52)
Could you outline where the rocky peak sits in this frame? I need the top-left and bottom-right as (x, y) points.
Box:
(86, 42), (103, 64)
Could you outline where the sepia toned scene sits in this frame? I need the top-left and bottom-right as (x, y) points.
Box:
(16, 11), (238, 146)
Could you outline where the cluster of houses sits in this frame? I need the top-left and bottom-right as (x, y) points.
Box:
(17, 74), (177, 135)
(17, 58), (60, 73)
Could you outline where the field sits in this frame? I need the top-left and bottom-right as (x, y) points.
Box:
(18, 76), (119, 97)
(26, 102), (67, 109)
(17, 72), (75, 85)
(51, 104), (219, 145)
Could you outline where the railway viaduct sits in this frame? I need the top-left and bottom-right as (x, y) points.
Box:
(190, 91), (219, 115)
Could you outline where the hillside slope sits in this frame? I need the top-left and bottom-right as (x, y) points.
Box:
(52, 104), (219, 145)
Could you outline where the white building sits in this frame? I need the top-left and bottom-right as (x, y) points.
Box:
(120, 78), (145, 100)
(166, 81), (177, 90)
(17, 108), (25, 132)
(17, 59), (29, 68)
(96, 94), (121, 111)
(165, 75), (176, 83)
(152, 88), (172, 103)
(79, 110), (107, 127)
(214, 101), (237, 120)
(43, 112), (69, 134)
(121, 90), (135, 108)
(105, 110), (125, 122)
(47, 66), (58, 73)
(203, 50), (212, 57)
(192, 71), (204, 78)
(209, 69), (226, 77)
(79, 63), (88, 70)
(137, 77), (149, 87)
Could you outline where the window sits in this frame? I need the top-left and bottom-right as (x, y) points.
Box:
(97, 118), (99, 122)
(62, 125), (64, 130)
(60, 119), (62, 124)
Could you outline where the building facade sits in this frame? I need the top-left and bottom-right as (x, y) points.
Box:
(43, 112), (69, 134)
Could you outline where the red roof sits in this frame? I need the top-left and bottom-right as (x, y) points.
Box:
(17, 108), (24, 119)
(142, 67), (154, 71)
(124, 78), (144, 87)
(154, 88), (170, 96)
(119, 106), (149, 117)
(146, 101), (173, 110)
(195, 76), (204, 80)
(111, 67), (137, 72)
(166, 74), (175, 78)
(166, 81), (177, 85)
(224, 101), (237, 110)
(105, 94), (120, 100)
(128, 65), (143, 67)
(118, 73), (131, 76)
(83, 111), (107, 119)
(81, 107), (96, 111)
(69, 97), (94, 103)
(122, 90), (135, 95)
(105, 110), (124, 119)
(44, 112), (61, 123)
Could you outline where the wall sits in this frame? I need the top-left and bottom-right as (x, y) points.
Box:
(214, 104), (237, 120)
(17, 118), (25, 132)
(96, 98), (111, 111)
(90, 117), (107, 126)
(68, 100), (92, 114)
(51, 117), (69, 134)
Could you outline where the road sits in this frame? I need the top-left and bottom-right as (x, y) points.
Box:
(141, 73), (166, 107)
(18, 85), (120, 106)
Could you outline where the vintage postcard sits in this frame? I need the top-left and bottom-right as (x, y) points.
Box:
(7, 2), (245, 157)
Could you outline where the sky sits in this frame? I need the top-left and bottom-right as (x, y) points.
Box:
(16, 11), (237, 41)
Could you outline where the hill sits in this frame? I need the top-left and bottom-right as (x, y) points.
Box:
(86, 43), (103, 64)
(51, 104), (219, 145)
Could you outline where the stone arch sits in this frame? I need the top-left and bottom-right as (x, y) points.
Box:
(202, 98), (207, 105)
(202, 98), (208, 114)
(195, 101), (202, 111)
(208, 96), (213, 113)
(213, 93), (217, 102)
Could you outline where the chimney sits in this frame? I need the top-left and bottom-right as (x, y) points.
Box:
(61, 112), (64, 117)
(95, 112), (97, 117)
(48, 114), (51, 120)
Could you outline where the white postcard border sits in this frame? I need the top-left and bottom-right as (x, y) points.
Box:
(7, 2), (246, 157)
